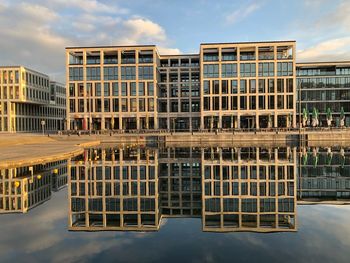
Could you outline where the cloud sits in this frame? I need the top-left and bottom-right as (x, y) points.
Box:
(297, 37), (350, 62)
(0, 1), (180, 83)
(225, 1), (262, 25)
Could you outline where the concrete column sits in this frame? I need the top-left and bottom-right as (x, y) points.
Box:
(237, 115), (241, 129)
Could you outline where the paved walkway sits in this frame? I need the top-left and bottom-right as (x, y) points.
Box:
(0, 134), (99, 169)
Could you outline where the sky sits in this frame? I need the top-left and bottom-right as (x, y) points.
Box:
(0, 0), (350, 83)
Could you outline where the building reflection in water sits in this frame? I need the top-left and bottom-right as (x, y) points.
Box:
(0, 160), (68, 213)
(68, 145), (298, 232)
(298, 147), (350, 203)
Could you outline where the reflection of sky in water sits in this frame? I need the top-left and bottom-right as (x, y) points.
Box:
(0, 188), (349, 263)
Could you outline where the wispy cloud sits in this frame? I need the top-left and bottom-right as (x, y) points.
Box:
(0, 1), (180, 82)
(297, 37), (350, 62)
(225, 1), (262, 25)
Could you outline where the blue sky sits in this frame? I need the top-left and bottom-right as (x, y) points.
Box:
(0, 0), (350, 82)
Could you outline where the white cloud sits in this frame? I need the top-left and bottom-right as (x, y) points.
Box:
(297, 37), (350, 62)
(225, 1), (262, 25)
(0, 1), (180, 82)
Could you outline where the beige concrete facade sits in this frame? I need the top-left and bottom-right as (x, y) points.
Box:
(66, 41), (297, 132)
(66, 45), (159, 131)
(68, 145), (297, 232)
(0, 66), (66, 132)
(200, 41), (296, 130)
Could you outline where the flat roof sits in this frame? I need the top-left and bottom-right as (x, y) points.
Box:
(66, 44), (157, 49)
(296, 61), (350, 66)
(159, 54), (199, 58)
(0, 65), (49, 77)
(200, 40), (296, 45)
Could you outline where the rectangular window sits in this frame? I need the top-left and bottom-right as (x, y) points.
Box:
(203, 97), (210, 111)
(221, 64), (237, 77)
(86, 67), (101, 80)
(222, 80), (228, 94)
(249, 79), (256, 93)
(148, 98), (154, 111)
(258, 95), (265, 109)
(121, 98), (128, 112)
(139, 83), (145, 96)
(113, 98), (119, 112)
(204, 80), (210, 95)
(258, 62), (274, 77)
(147, 82), (154, 96)
(103, 66), (118, 80)
(121, 66), (136, 80)
(112, 82), (118, 96)
(139, 99), (145, 111)
(277, 79), (284, 93)
(104, 99), (110, 112)
(231, 96), (237, 110)
(130, 82), (136, 96)
(258, 79), (265, 93)
(95, 83), (101, 96)
(277, 62), (293, 76)
(138, 66), (153, 80)
(240, 63), (256, 77)
(203, 64), (219, 78)
(240, 80), (247, 93)
(69, 67), (83, 81)
(121, 82), (127, 96)
(231, 80), (238, 94)
(104, 83), (110, 96)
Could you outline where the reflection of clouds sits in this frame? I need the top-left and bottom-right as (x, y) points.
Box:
(1, 193), (350, 263)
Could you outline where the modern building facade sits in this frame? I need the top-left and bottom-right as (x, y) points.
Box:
(66, 41), (297, 131)
(68, 145), (297, 232)
(66, 46), (158, 131)
(0, 160), (67, 213)
(298, 146), (350, 202)
(296, 62), (350, 127)
(0, 66), (66, 132)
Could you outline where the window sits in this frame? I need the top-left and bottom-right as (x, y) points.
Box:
(69, 67), (83, 81)
(121, 66), (136, 80)
(87, 55), (100, 64)
(268, 79), (275, 93)
(222, 80), (228, 94)
(139, 83), (145, 96)
(203, 52), (218, 61)
(203, 64), (219, 78)
(240, 80), (247, 93)
(204, 80), (210, 94)
(240, 63), (256, 77)
(222, 64), (237, 77)
(277, 62), (293, 76)
(103, 67), (118, 80)
(259, 62), (274, 77)
(258, 79), (265, 93)
(147, 82), (154, 96)
(138, 66), (153, 80)
(95, 83), (101, 96)
(130, 82), (136, 96)
(104, 83), (110, 96)
(112, 82), (118, 96)
(104, 54), (118, 64)
(86, 67), (101, 80)
(249, 79), (256, 93)
(121, 82), (127, 96)
(231, 80), (238, 94)
(277, 79), (284, 93)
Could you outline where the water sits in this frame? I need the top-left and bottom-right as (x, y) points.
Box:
(1, 144), (350, 262)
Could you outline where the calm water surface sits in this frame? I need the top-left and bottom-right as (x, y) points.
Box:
(1, 145), (349, 263)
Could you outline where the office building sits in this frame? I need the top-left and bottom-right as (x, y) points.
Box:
(0, 160), (67, 213)
(0, 66), (66, 132)
(66, 41), (297, 131)
(296, 62), (350, 127)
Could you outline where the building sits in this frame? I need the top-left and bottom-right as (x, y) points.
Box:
(298, 146), (350, 203)
(66, 41), (297, 132)
(68, 145), (297, 232)
(296, 62), (350, 127)
(202, 146), (297, 232)
(0, 160), (67, 213)
(0, 66), (66, 132)
(68, 147), (160, 231)
(66, 46), (158, 131)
